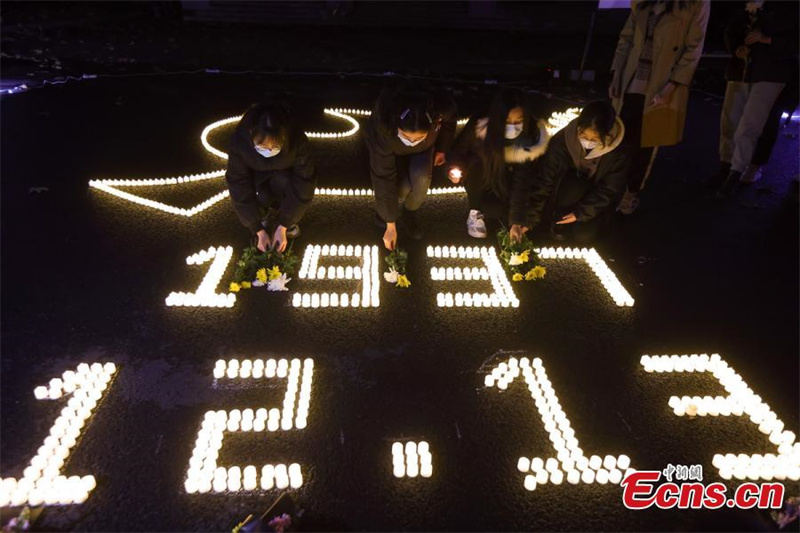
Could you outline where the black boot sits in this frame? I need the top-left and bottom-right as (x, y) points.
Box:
(716, 170), (742, 199)
(707, 162), (731, 190)
(402, 207), (424, 240)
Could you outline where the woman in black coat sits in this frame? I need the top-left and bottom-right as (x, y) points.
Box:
(225, 102), (316, 253)
(447, 89), (550, 239)
(364, 84), (457, 250)
(514, 101), (631, 244)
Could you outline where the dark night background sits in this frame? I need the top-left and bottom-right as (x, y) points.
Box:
(1, 1), (798, 532)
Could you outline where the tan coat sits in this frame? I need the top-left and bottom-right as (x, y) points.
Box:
(611, 0), (710, 147)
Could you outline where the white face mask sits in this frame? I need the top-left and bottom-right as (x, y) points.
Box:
(505, 123), (523, 139)
(398, 132), (425, 147)
(255, 146), (281, 158)
(579, 138), (599, 151)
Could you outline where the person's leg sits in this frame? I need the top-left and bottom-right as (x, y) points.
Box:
(730, 82), (786, 172)
(746, 82), (794, 181)
(265, 170), (301, 236)
(400, 148), (433, 239)
(616, 94), (649, 213)
(719, 81), (749, 166)
(720, 82), (786, 197)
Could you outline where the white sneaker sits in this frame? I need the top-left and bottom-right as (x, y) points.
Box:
(467, 209), (487, 238)
(740, 165), (763, 184)
(616, 190), (640, 215)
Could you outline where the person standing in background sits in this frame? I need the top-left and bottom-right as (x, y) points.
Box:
(609, 0), (710, 214)
(712, 0), (799, 197)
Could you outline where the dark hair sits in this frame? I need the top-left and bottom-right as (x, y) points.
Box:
(576, 101), (616, 146)
(480, 88), (538, 199)
(247, 102), (290, 147)
(637, 0), (689, 13)
(377, 83), (437, 134)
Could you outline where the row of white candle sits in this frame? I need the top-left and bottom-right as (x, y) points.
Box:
(89, 170), (224, 188)
(186, 245), (222, 265)
(186, 463), (303, 494)
(313, 186), (466, 197)
(643, 354), (798, 480)
(90, 181), (231, 218)
(536, 247), (590, 260)
(310, 265), (363, 281)
(712, 453), (800, 481)
(1, 364), (115, 507)
(427, 245), (484, 259)
(392, 441), (433, 478)
(430, 267), (489, 281)
(213, 358), (312, 379)
(668, 395), (743, 417)
(0, 475), (96, 507)
(641, 353), (724, 373)
(486, 356), (633, 491)
(545, 107), (581, 136)
(166, 246), (236, 308)
(33, 363), (115, 401)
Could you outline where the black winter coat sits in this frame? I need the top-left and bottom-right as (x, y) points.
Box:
(522, 125), (630, 229)
(724, 2), (799, 84)
(364, 92), (457, 222)
(225, 109), (316, 233)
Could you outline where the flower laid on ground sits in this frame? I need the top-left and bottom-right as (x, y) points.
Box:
(509, 250), (530, 266)
(267, 265), (282, 280)
(525, 265), (547, 280)
(230, 245), (299, 293)
(2, 506), (30, 532)
(497, 228), (547, 282)
(384, 268), (399, 284)
(267, 274), (291, 292)
(384, 247), (411, 288)
(267, 513), (292, 533)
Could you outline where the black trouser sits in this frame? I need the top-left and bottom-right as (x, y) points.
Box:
(752, 80), (800, 166)
(255, 170), (292, 214)
(463, 160), (510, 221)
(619, 93), (656, 193)
(394, 147), (434, 213)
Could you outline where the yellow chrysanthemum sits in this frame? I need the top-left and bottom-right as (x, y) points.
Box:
(525, 269), (537, 281)
(518, 250), (530, 263)
(267, 266), (282, 280)
(229, 282), (241, 293)
(531, 265), (546, 279)
(396, 274), (411, 288)
(241, 281), (252, 289)
(255, 268), (267, 283)
(512, 273), (524, 282)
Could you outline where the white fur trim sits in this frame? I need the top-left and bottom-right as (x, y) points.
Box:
(504, 120), (551, 163)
